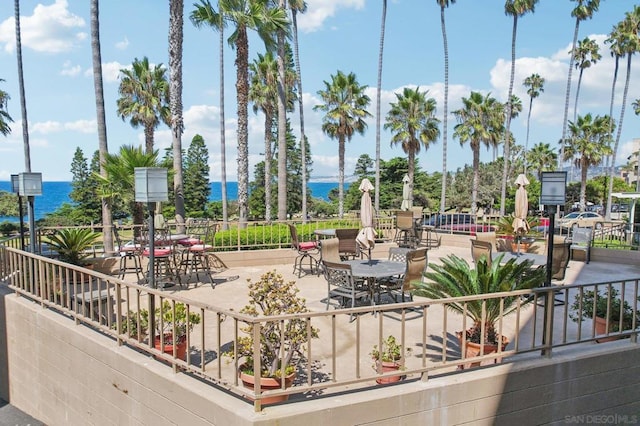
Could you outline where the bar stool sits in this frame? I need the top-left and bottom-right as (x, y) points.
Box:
(113, 226), (143, 282)
(141, 227), (180, 288)
(178, 219), (216, 283)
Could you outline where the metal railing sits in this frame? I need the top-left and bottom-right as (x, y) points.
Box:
(1, 244), (638, 412)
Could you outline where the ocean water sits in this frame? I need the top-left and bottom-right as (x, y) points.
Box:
(0, 181), (338, 222)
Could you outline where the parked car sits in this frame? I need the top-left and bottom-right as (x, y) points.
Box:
(424, 213), (494, 234)
(556, 211), (605, 230)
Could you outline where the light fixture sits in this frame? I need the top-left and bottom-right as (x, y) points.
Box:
(134, 168), (168, 203)
(18, 172), (43, 197)
(11, 174), (25, 251)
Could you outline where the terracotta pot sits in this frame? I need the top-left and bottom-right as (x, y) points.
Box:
(456, 331), (509, 369)
(239, 367), (296, 405)
(594, 316), (623, 343)
(154, 334), (187, 360)
(375, 360), (403, 384)
(510, 242), (531, 253)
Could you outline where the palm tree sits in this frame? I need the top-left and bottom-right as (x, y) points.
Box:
(633, 98), (640, 116)
(606, 6), (640, 220)
(0, 79), (13, 136)
(249, 52), (277, 221)
(500, 0), (537, 217)
(384, 87), (440, 206)
(97, 145), (161, 227)
(217, 0), (288, 225)
(14, 0), (31, 172)
(565, 113), (613, 210)
(169, 0), (186, 230)
(559, 0), (601, 168)
(452, 91), (504, 214)
(314, 71), (372, 218)
(571, 37), (601, 123)
(527, 142), (557, 180)
(190, 0), (229, 228)
(522, 73), (545, 174)
(90, 0), (114, 254)
(603, 21), (626, 219)
(437, 0), (456, 213)
(375, 0), (388, 212)
(288, 0), (308, 220)
(117, 57), (171, 155)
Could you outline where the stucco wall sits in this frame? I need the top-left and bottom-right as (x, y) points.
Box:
(1, 286), (639, 426)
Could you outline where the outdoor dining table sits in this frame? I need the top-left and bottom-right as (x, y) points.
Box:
(343, 259), (406, 304)
(492, 251), (547, 266)
(313, 228), (336, 239)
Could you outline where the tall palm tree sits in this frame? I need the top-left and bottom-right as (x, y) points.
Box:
(169, 0), (186, 231)
(606, 6), (640, 219)
(571, 36), (601, 123)
(437, 0), (456, 213)
(522, 73), (545, 174)
(217, 0), (288, 225)
(0, 79), (13, 136)
(500, 0), (537, 217)
(452, 91), (504, 214)
(314, 71), (371, 218)
(559, 0), (601, 168)
(527, 142), (557, 180)
(249, 52), (277, 221)
(288, 0), (308, 220)
(274, 0), (288, 221)
(117, 57), (171, 155)
(90, 0), (114, 254)
(603, 22), (626, 219)
(384, 87), (441, 206)
(565, 113), (613, 210)
(375, 0), (387, 212)
(190, 0), (229, 228)
(14, 0), (31, 172)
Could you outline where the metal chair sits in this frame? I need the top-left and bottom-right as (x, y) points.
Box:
(551, 242), (571, 282)
(322, 260), (370, 321)
(570, 227), (592, 264)
(113, 226), (143, 282)
(289, 224), (319, 277)
(140, 226), (180, 288)
(380, 248), (428, 303)
(335, 228), (365, 260)
(394, 210), (418, 248)
(470, 239), (493, 268)
(318, 237), (340, 275)
(475, 231), (498, 252)
(178, 219), (217, 283)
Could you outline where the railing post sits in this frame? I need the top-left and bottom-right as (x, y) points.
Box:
(542, 289), (554, 357)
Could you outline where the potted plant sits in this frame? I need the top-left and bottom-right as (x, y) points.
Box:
(570, 287), (640, 342)
(413, 254), (545, 368)
(224, 270), (319, 405)
(47, 228), (101, 267)
(149, 301), (201, 360)
(370, 335), (412, 384)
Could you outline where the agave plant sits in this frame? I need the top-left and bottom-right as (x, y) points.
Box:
(47, 228), (101, 266)
(413, 254), (546, 344)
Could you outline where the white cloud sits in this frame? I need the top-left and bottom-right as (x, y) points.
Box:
(101, 61), (128, 83)
(297, 0), (365, 33)
(0, 0), (86, 54)
(31, 119), (95, 134)
(60, 60), (81, 77)
(115, 37), (129, 50)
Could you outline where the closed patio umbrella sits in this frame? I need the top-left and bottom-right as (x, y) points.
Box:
(400, 174), (411, 211)
(356, 178), (376, 258)
(512, 174), (530, 253)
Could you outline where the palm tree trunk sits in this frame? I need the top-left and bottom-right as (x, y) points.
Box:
(472, 145), (480, 215)
(560, 18), (581, 167)
(375, 0), (387, 212)
(14, 0), (31, 172)
(264, 111), (273, 221)
(169, 0), (186, 232)
(500, 15), (518, 216)
(218, 10), (228, 229)
(292, 10), (307, 222)
(524, 95), (533, 175)
(144, 124), (154, 155)
(439, 4), (449, 214)
(573, 69), (584, 124)
(338, 136), (345, 218)
(604, 56), (620, 220)
(90, 0), (114, 254)
(236, 27), (250, 226)
(276, 0), (287, 221)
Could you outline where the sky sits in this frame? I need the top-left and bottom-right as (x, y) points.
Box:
(0, 0), (638, 183)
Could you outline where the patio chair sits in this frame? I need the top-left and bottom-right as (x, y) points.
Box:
(113, 226), (143, 282)
(319, 238), (340, 275)
(140, 226), (180, 288)
(570, 227), (592, 264)
(394, 210), (418, 248)
(322, 260), (370, 321)
(380, 248), (428, 303)
(289, 224), (319, 277)
(551, 242), (571, 282)
(178, 218), (217, 284)
(475, 231), (498, 252)
(470, 239), (493, 268)
(335, 228), (366, 260)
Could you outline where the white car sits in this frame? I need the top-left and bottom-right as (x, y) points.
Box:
(556, 211), (604, 230)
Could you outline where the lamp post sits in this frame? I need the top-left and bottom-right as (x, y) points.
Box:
(134, 167), (168, 346)
(10, 174), (25, 251)
(540, 171), (567, 355)
(18, 172), (42, 254)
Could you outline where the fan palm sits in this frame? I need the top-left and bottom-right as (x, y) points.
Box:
(571, 37), (601, 123)
(522, 73), (545, 174)
(384, 87), (440, 206)
(0, 78), (13, 137)
(117, 57), (170, 155)
(527, 142), (557, 180)
(414, 254), (545, 344)
(314, 71), (372, 217)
